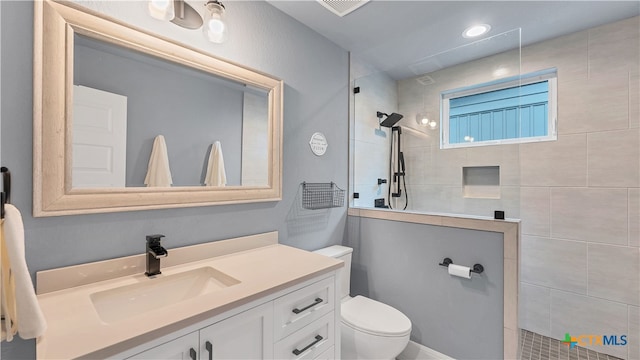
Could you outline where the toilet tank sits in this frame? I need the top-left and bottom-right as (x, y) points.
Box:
(313, 245), (353, 299)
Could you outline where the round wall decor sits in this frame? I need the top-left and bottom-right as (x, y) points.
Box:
(309, 132), (328, 156)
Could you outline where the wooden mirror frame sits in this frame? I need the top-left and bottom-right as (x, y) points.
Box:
(33, 0), (283, 217)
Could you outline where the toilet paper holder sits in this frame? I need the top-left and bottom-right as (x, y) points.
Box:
(438, 257), (484, 274)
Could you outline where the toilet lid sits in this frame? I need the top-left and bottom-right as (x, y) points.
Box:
(341, 296), (411, 337)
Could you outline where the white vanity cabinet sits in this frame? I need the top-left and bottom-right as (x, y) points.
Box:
(198, 302), (274, 359)
(273, 276), (336, 359)
(121, 274), (338, 360)
(126, 303), (273, 360)
(126, 332), (199, 360)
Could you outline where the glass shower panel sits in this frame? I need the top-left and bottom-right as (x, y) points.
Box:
(351, 71), (399, 209)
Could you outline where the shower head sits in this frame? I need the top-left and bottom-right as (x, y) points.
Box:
(377, 112), (404, 127)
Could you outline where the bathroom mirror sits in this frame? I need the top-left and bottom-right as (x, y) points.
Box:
(33, 0), (283, 217)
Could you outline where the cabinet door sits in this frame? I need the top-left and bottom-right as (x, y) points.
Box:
(199, 302), (274, 359)
(127, 332), (199, 360)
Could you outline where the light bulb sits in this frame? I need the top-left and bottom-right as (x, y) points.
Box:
(148, 0), (175, 21)
(207, 18), (225, 35)
(416, 112), (430, 126)
(204, 1), (227, 43)
(416, 112), (437, 130)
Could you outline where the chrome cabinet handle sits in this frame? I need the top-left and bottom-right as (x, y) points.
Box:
(292, 298), (323, 314)
(292, 335), (323, 355)
(205, 341), (213, 360)
(189, 348), (197, 360)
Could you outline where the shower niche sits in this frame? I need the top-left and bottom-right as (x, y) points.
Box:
(462, 166), (500, 199)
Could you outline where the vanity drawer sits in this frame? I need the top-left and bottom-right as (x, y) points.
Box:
(274, 312), (335, 360)
(313, 345), (335, 359)
(274, 276), (335, 340)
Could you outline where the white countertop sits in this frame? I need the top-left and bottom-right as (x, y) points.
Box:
(36, 243), (342, 359)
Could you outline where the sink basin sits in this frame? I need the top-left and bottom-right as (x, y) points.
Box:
(90, 266), (240, 323)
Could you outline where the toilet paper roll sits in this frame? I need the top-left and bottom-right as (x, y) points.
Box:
(448, 264), (472, 279)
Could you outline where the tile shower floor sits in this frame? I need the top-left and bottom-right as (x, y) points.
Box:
(519, 329), (624, 360)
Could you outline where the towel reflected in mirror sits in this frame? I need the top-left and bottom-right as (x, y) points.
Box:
(205, 141), (227, 187)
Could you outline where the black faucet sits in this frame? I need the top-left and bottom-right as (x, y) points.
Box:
(145, 234), (168, 277)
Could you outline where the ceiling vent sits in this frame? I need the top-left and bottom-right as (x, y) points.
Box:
(317, 0), (370, 17)
(416, 75), (435, 86)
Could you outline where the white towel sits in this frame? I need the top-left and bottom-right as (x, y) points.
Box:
(204, 141), (227, 187)
(1, 204), (47, 340)
(144, 135), (173, 187)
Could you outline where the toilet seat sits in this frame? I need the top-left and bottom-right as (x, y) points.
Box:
(341, 296), (411, 337)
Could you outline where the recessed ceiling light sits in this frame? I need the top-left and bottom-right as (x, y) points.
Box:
(462, 24), (491, 38)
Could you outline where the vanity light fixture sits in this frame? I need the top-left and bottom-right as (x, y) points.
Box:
(147, 0), (226, 43)
(203, 0), (227, 44)
(462, 24), (491, 38)
(148, 0), (175, 21)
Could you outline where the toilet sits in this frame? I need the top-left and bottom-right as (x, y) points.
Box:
(313, 245), (411, 360)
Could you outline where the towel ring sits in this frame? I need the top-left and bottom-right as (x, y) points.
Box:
(1, 166), (10, 219)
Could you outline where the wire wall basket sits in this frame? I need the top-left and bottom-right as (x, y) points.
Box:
(301, 182), (345, 210)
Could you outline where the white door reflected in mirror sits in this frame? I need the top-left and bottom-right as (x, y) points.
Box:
(72, 85), (128, 188)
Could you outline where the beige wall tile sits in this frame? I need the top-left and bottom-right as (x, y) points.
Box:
(500, 186), (521, 219)
(629, 306), (639, 360)
(550, 290), (628, 358)
(520, 187), (551, 237)
(520, 134), (587, 187)
(522, 30), (588, 84)
(551, 188), (628, 245)
(631, 189), (639, 247)
(450, 186), (520, 218)
(521, 236), (587, 294)
(558, 71), (629, 134)
(588, 129), (640, 188)
(403, 127), (437, 149)
(433, 148), (466, 186)
(405, 147), (431, 186)
(462, 49), (520, 87)
(588, 244), (639, 306)
(519, 282), (551, 337)
(465, 144), (520, 186)
(631, 73), (639, 129)
(589, 16), (640, 77)
(407, 185), (458, 213)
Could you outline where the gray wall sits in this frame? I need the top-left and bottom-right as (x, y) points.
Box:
(1, 1), (348, 358)
(75, 37), (243, 186)
(345, 216), (504, 359)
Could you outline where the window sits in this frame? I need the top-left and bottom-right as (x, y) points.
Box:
(441, 69), (557, 149)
